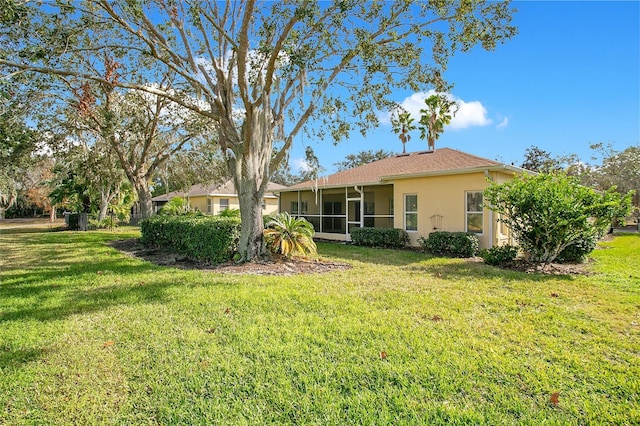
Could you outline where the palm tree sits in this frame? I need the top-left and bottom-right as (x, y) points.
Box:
(418, 94), (458, 151)
(391, 110), (416, 154)
(263, 212), (317, 259)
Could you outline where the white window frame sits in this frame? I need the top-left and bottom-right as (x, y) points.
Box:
(219, 198), (229, 211)
(465, 191), (484, 235)
(206, 198), (212, 214)
(404, 194), (418, 232)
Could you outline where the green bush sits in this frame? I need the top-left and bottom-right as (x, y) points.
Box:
(158, 197), (192, 216)
(418, 231), (480, 258)
(88, 217), (118, 230)
(484, 172), (632, 269)
(350, 227), (409, 248)
(140, 215), (241, 263)
(480, 244), (518, 266)
(555, 233), (598, 263)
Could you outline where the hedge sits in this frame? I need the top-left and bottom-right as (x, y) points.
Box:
(418, 231), (480, 258)
(140, 215), (241, 264)
(350, 227), (409, 248)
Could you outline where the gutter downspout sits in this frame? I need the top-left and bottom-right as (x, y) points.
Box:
(484, 170), (494, 248)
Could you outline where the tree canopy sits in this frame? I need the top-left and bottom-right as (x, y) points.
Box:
(520, 145), (562, 173)
(0, 111), (38, 208)
(334, 149), (396, 172)
(1, 0), (517, 260)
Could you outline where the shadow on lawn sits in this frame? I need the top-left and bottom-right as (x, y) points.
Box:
(0, 244), (188, 322)
(0, 347), (44, 370)
(402, 260), (576, 283)
(0, 265), (187, 370)
(318, 242), (576, 282)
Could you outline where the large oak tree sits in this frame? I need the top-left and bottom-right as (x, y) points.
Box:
(1, 0), (517, 261)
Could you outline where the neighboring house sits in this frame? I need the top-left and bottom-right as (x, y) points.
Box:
(275, 148), (533, 249)
(152, 180), (287, 216)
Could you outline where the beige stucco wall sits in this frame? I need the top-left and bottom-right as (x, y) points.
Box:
(393, 170), (514, 248)
(186, 195), (279, 216)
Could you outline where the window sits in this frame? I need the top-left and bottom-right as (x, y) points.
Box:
(206, 198), (212, 214)
(290, 201), (308, 215)
(466, 191), (483, 234)
(219, 198), (229, 211)
(404, 194), (418, 231)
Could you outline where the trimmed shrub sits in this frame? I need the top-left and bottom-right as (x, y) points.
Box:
(418, 231), (480, 258)
(350, 227), (409, 248)
(480, 244), (518, 266)
(555, 233), (598, 264)
(140, 215), (241, 263)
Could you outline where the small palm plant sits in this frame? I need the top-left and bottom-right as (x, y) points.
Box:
(264, 212), (317, 259)
(218, 208), (240, 218)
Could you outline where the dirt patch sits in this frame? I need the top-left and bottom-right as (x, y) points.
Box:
(507, 260), (593, 276)
(109, 238), (351, 276)
(467, 257), (594, 276)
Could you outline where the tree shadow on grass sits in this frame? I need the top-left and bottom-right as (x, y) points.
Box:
(401, 260), (577, 283)
(0, 263), (182, 324)
(0, 347), (45, 371)
(317, 242), (429, 267)
(0, 263), (209, 371)
(318, 242), (579, 282)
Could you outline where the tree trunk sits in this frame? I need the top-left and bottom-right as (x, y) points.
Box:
(132, 178), (153, 219)
(97, 191), (111, 221)
(236, 178), (267, 262)
(229, 106), (273, 262)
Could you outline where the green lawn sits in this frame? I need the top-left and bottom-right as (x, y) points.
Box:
(1, 229), (638, 425)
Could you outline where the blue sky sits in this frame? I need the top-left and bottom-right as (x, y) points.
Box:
(288, 1), (640, 174)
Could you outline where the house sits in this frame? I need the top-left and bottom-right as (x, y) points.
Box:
(152, 180), (287, 216)
(275, 148), (533, 249)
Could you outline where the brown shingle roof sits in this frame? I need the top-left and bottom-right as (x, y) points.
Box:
(152, 180), (287, 202)
(284, 148), (510, 190)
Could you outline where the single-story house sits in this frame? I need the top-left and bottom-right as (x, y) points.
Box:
(275, 148), (533, 249)
(152, 180), (287, 216)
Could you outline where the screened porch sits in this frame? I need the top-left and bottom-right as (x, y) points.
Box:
(278, 184), (395, 241)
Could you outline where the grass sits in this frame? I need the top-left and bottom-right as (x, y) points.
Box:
(1, 229), (638, 425)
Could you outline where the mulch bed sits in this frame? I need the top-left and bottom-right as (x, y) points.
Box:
(109, 238), (352, 276)
(110, 238), (595, 277)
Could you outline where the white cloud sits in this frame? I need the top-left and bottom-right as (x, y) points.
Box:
(450, 98), (492, 129)
(292, 157), (312, 173)
(382, 90), (493, 130)
(496, 117), (509, 129)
